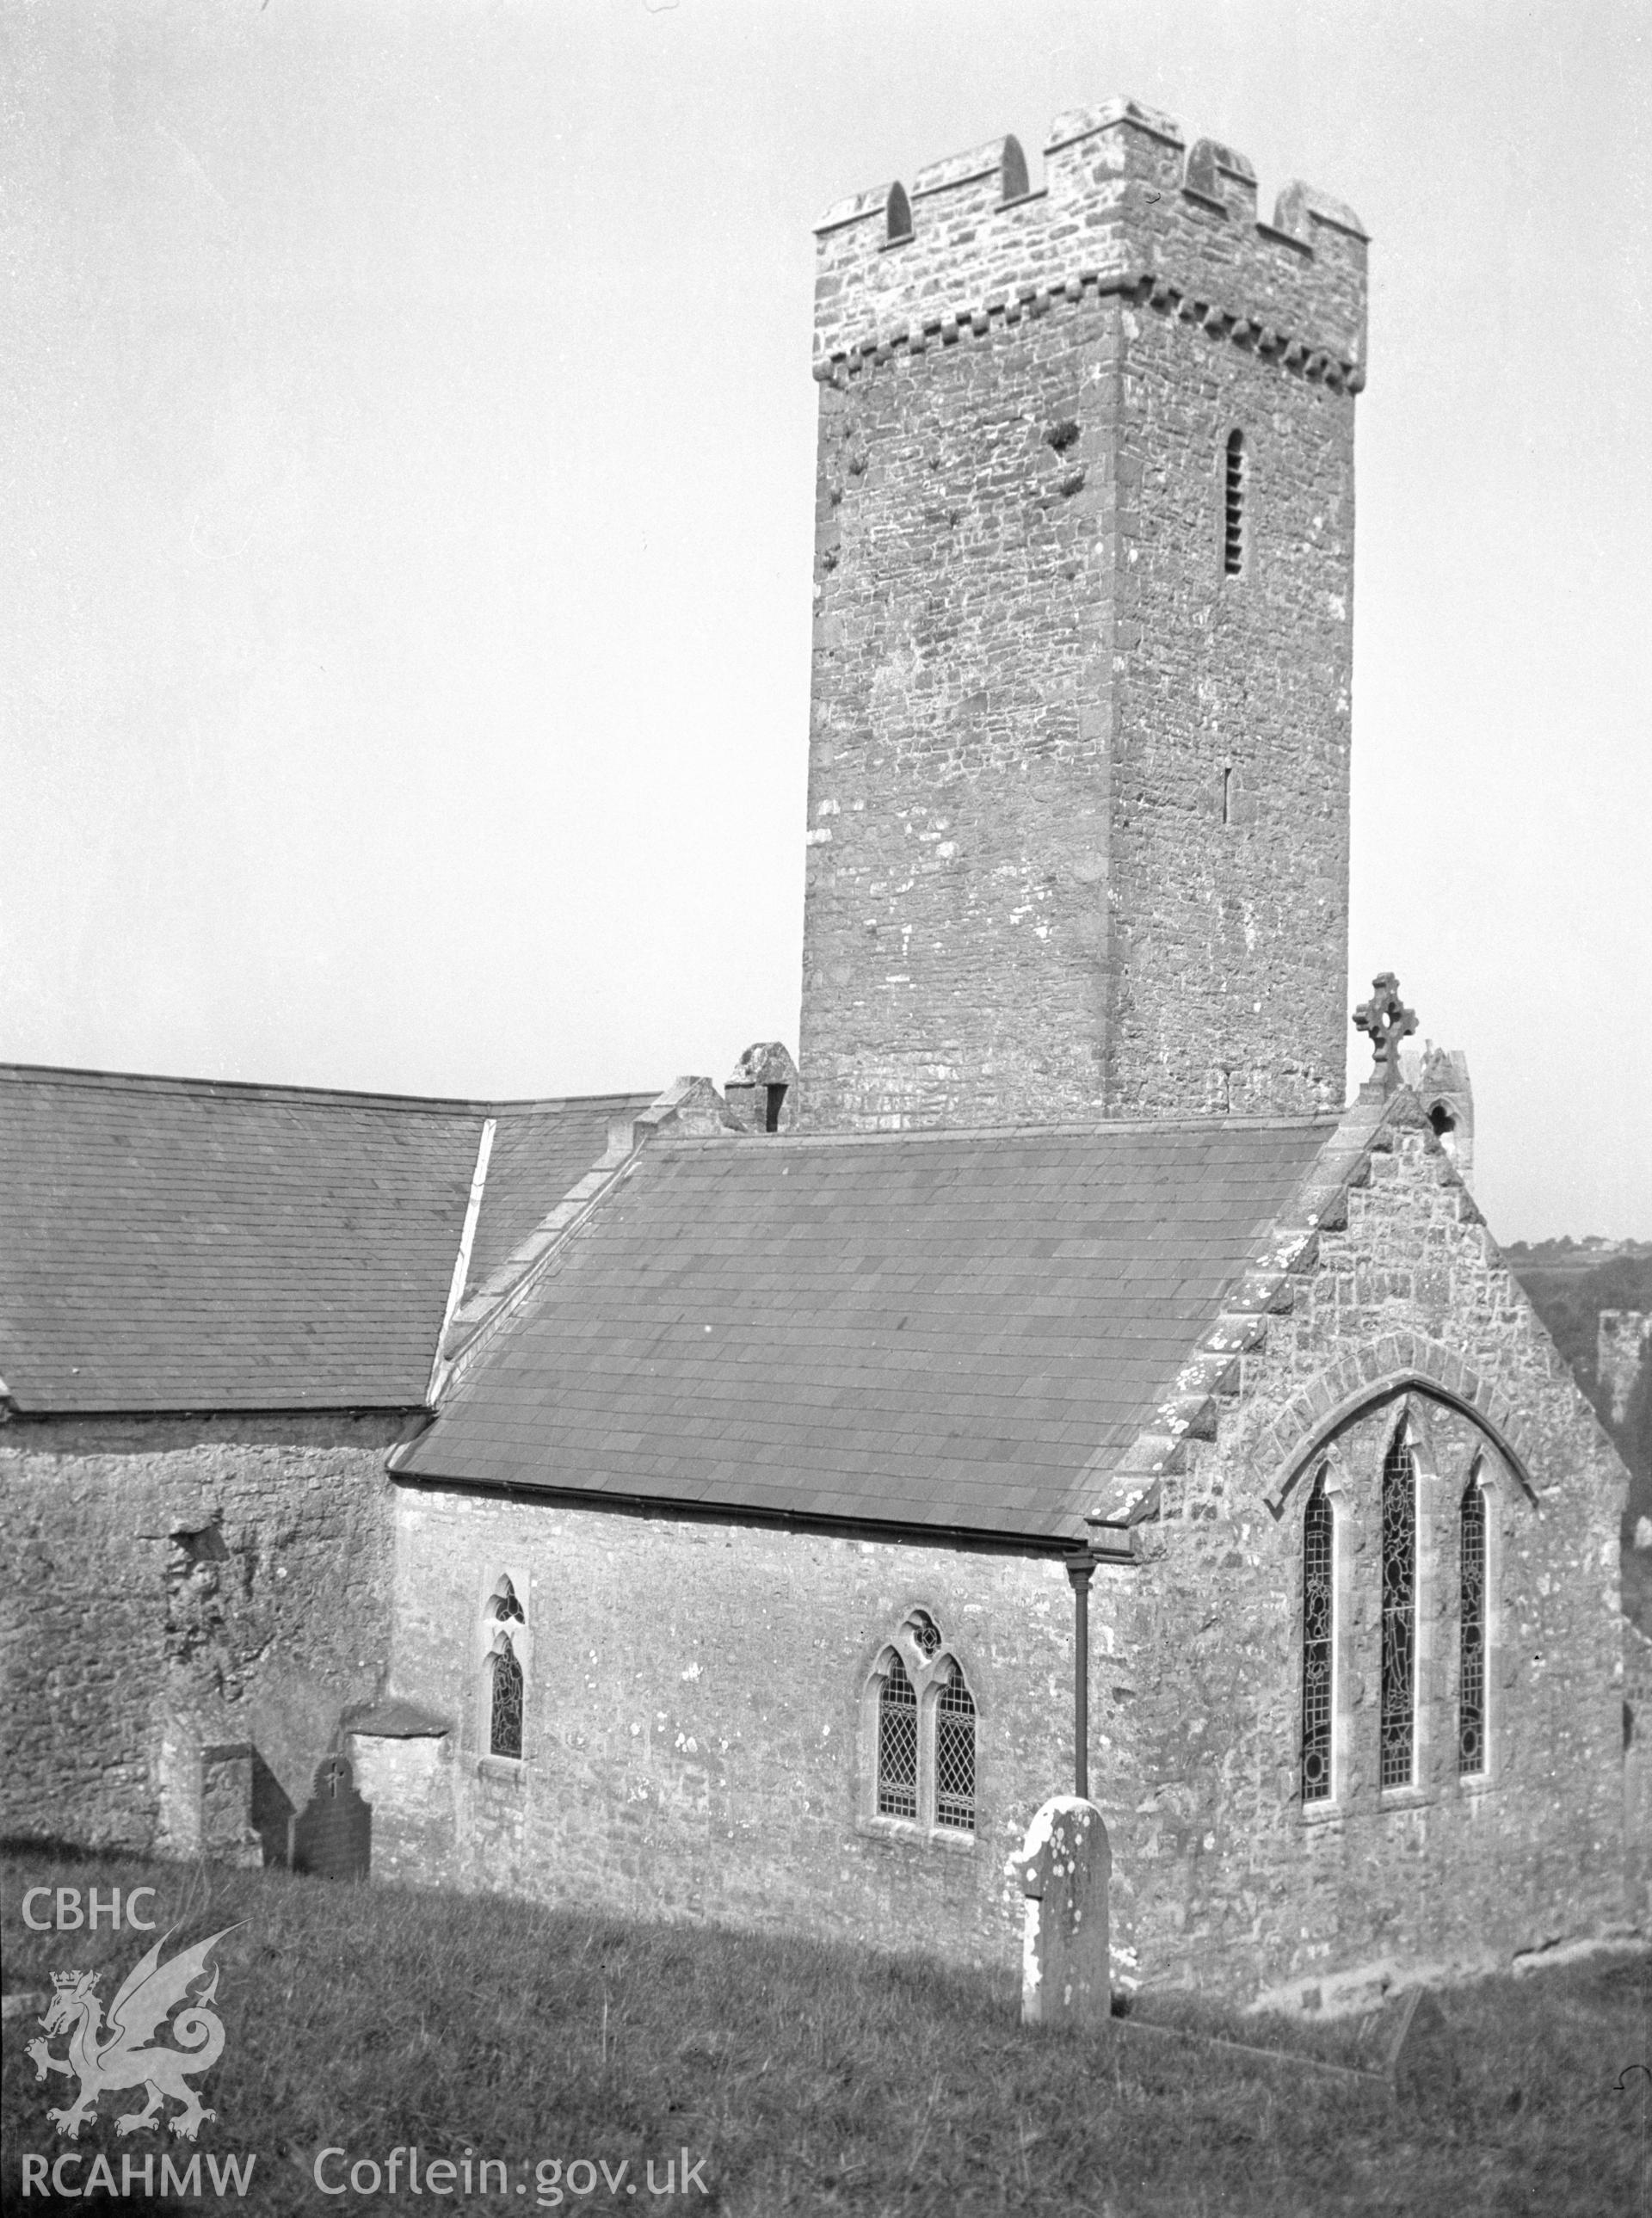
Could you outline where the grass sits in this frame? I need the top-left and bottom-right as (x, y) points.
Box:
(3, 1846), (1648, 2217)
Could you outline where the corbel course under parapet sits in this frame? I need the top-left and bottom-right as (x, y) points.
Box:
(813, 272), (1365, 398)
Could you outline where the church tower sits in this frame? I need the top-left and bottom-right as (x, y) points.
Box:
(798, 100), (1368, 1128)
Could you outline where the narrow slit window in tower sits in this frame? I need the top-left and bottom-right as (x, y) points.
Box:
(1224, 430), (1247, 576)
(876, 1652), (918, 1818)
(1301, 1469), (1334, 1802)
(764, 1083), (787, 1133)
(1380, 1428), (1418, 1788)
(934, 1660), (977, 1833)
(1458, 1475), (1487, 1775)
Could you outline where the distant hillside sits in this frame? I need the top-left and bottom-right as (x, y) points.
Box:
(1505, 1238), (1652, 1630)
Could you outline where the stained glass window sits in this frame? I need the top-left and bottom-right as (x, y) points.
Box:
(1302, 1469), (1334, 1803)
(490, 1636), (524, 1759)
(1380, 1428), (1417, 1790)
(877, 1652), (919, 1819)
(1458, 1476), (1487, 1776)
(492, 1579), (524, 1624)
(934, 1661), (977, 1833)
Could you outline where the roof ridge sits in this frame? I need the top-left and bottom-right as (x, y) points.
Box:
(663, 1110), (1344, 1149)
(0, 1061), (656, 1118)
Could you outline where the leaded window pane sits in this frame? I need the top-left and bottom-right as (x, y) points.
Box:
(909, 1611), (941, 1659)
(877, 1652), (918, 1818)
(490, 1635), (524, 1759)
(492, 1578), (524, 1624)
(934, 1661), (976, 1833)
(1380, 1430), (1417, 1789)
(1301, 1470), (1334, 1802)
(1459, 1480), (1487, 1775)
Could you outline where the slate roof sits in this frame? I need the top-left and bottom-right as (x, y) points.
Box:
(0, 1065), (652, 1414)
(398, 1117), (1339, 1544)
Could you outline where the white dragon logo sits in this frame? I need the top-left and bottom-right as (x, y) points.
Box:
(26, 1926), (234, 2142)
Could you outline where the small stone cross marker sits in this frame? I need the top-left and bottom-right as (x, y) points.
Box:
(1353, 971), (1417, 1090)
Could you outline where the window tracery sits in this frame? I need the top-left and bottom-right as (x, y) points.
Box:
(866, 1611), (977, 1839)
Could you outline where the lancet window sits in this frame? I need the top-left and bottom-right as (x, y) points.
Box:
(876, 1652), (919, 1819)
(1458, 1471), (1488, 1777)
(1301, 1468), (1335, 1803)
(485, 1575), (527, 1761)
(934, 1661), (977, 1833)
(1379, 1427), (1418, 1789)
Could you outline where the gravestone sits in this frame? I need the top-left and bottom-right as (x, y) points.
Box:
(1007, 1796), (1111, 2029)
(290, 1755), (372, 1881)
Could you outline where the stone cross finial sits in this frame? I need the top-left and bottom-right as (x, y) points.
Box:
(1353, 972), (1417, 1090)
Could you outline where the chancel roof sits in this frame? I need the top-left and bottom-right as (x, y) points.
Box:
(0, 1064), (653, 1413)
(398, 1117), (1339, 1544)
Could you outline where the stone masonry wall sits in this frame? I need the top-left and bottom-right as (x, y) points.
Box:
(0, 1413), (400, 1856)
(1118, 1125), (1629, 2011)
(1107, 296), (1352, 1116)
(801, 297), (1123, 1128)
(379, 1497), (1127, 1977)
(800, 100), (1364, 1130)
(1624, 1620), (1652, 1930)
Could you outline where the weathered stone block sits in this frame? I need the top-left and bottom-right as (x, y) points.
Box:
(1008, 1797), (1112, 2029)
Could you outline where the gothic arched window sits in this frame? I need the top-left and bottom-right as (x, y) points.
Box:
(1301, 1467), (1335, 1803)
(1458, 1469), (1488, 1777)
(934, 1660), (977, 1832)
(866, 1611), (980, 1839)
(1380, 1426), (1418, 1789)
(485, 1576), (527, 1761)
(876, 1652), (919, 1818)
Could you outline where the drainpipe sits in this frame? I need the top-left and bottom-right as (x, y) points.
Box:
(1066, 1554), (1095, 1800)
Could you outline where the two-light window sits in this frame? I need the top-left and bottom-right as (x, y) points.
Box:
(1301, 1426), (1493, 1804)
(871, 1610), (977, 1837)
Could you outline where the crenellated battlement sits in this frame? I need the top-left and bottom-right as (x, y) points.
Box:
(812, 96), (1366, 386)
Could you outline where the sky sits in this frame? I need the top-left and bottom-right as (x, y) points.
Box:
(3, 0), (1648, 1240)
